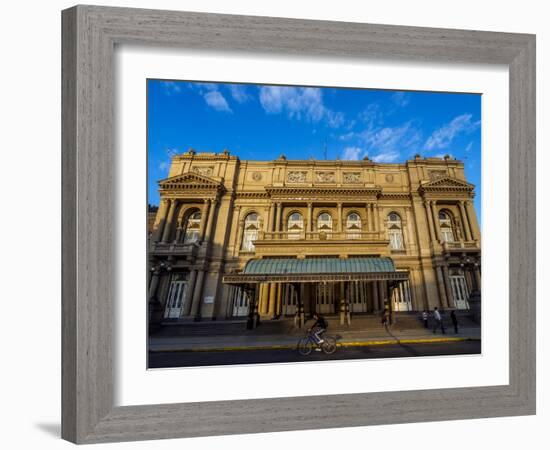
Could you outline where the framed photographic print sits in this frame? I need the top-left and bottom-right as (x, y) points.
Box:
(62, 5), (535, 444)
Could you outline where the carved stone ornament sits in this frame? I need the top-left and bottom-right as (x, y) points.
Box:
(315, 171), (335, 183)
(287, 171), (307, 183)
(343, 172), (361, 183)
(385, 173), (395, 183)
(192, 166), (214, 176)
(251, 171), (262, 181)
(429, 170), (447, 181)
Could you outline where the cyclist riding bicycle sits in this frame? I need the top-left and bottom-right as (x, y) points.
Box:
(308, 312), (328, 346)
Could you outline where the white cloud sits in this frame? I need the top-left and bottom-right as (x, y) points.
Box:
(259, 86), (344, 128)
(464, 141), (473, 153)
(158, 161), (170, 171)
(425, 113), (480, 150)
(361, 121), (422, 159)
(342, 146), (363, 160)
(160, 81), (181, 95)
(391, 91), (410, 107)
(372, 151), (401, 163)
(228, 85), (251, 103)
(204, 91), (232, 113)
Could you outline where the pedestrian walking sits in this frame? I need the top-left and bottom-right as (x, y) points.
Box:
(381, 309), (389, 329)
(450, 310), (459, 334)
(432, 307), (445, 334)
(422, 310), (429, 328)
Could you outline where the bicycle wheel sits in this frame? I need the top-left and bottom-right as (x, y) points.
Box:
(297, 337), (313, 356)
(321, 336), (337, 355)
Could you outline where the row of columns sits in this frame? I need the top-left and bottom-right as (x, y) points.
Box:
(264, 201), (381, 234)
(153, 197), (219, 245)
(253, 280), (393, 319)
(424, 199), (477, 243)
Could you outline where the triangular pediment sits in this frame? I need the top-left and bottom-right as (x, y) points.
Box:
(158, 172), (222, 190)
(420, 177), (474, 190)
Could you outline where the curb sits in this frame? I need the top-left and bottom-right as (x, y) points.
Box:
(149, 337), (480, 353)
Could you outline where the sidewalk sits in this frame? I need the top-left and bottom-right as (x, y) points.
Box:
(149, 326), (481, 353)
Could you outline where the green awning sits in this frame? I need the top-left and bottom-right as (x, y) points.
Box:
(223, 257), (407, 285)
(243, 257), (395, 275)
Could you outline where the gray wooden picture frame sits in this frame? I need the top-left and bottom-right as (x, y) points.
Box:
(61, 5), (536, 444)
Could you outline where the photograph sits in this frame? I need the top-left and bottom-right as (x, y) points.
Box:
(146, 79), (482, 368)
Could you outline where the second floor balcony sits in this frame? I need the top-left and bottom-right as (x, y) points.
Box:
(247, 230), (390, 258)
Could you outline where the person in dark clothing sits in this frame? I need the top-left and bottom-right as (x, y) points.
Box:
(309, 312), (328, 345)
(450, 310), (459, 334)
(422, 310), (429, 328)
(381, 309), (390, 329)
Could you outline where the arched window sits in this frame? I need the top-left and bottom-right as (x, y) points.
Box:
(317, 212), (333, 238)
(387, 212), (404, 250)
(183, 210), (202, 243)
(287, 212), (303, 240)
(438, 210), (455, 242)
(241, 213), (260, 251)
(346, 213), (362, 239)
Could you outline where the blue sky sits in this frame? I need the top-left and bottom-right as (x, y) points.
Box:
(147, 79), (481, 221)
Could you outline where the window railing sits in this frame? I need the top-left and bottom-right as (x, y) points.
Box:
(149, 241), (200, 254)
(441, 240), (480, 251)
(257, 230), (385, 241)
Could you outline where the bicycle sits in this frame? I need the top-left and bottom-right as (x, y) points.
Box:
(297, 330), (337, 355)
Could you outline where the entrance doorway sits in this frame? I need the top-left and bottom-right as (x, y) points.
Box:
(164, 280), (187, 319)
(231, 287), (249, 317)
(392, 280), (413, 311)
(450, 269), (469, 309)
(315, 282), (335, 314)
(282, 283), (298, 316)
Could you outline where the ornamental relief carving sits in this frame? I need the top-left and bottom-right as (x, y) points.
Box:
(192, 166), (214, 176)
(429, 170), (447, 181)
(315, 171), (335, 183)
(343, 172), (361, 183)
(287, 171), (307, 183)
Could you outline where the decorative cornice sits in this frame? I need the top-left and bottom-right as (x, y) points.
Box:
(379, 192), (412, 200)
(418, 177), (474, 195)
(264, 185), (382, 197)
(158, 172), (225, 193)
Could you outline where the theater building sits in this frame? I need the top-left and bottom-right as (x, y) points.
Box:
(148, 149), (481, 327)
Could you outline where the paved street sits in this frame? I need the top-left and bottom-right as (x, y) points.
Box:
(148, 339), (481, 368)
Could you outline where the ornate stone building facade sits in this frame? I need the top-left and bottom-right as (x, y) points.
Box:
(148, 149), (481, 326)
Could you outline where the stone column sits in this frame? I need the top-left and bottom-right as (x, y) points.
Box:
(373, 203), (380, 232)
(203, 198), (218, 244)
(473, 266), (481, 290)
(372, 281), (379, 311)
(199, 200), (211, 241)
(458, 201), (472, 241)
(430, 201), (441, 242)
(307, 202), (313, 233)
(378, 281), (386, 310)
(424, 201), (436, 242)
(268, 283), (277, 318)
(337, 202), (343, 233)
(153, 198), (170, 242)
(183, 269), (197, 316)
(148, 270), (160, 300)
(435, 266), (449, 308)
(190, 269), (205, 320)
(465, 201), (481, 241)
(161, 199), (177, 242)
(365, 203), (371, 232)
(442, 264), (454, 309)
(275, 202), (282, 232)
(258, 284), (268, 315)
